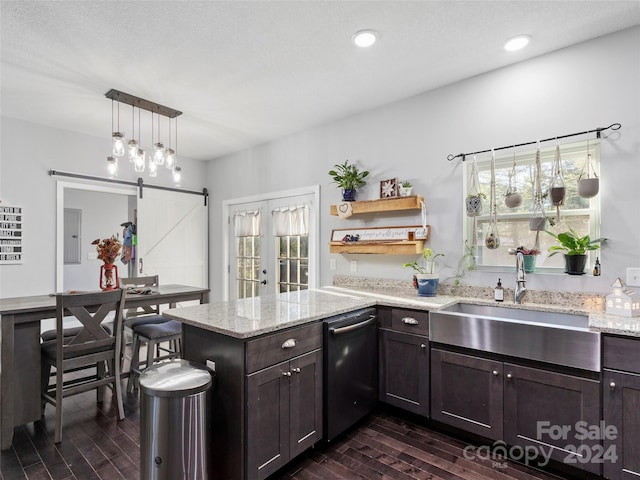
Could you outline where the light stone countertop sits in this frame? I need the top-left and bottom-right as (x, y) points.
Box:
(163, 289), (376, 339)
(163, 284), (640, 339)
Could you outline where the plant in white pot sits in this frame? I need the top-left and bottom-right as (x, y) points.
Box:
(399, 180), (413, 197)
(328, 160), (369, 202)
(547, 228), (606, 275)
(403, 248), (444, 297)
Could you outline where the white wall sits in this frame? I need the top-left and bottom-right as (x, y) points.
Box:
(206, 27), (640, 300)
(63, 189), (132, 291)
(0, 118), (207, 298)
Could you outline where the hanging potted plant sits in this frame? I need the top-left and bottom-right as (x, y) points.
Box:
(504, 150), (523, 208)
(547, 229), (606, 275)
(328, 160), (369, 201)
(403, 248), (444, 297)
(466, 155), (484, 216)
(399, 180), (413, 197)
(577, 151), (599, 199)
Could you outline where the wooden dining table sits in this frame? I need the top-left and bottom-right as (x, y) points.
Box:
(0, 284), (209, 450)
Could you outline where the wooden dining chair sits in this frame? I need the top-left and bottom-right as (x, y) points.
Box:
(40, 289), (126, 443)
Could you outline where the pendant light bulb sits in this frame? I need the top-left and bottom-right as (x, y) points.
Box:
(127, 139), (139, 161)
(134, 149), (145, 173)
(148, 157), (158, 177)
(172, 165), (182, 186)
(112, 132), (125, 157)
(106, 156), (118, 177)
(165, 148), (175, 169)
(153, 143), (165, 165)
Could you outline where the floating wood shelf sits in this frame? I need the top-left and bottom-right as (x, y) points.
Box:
(329, 240), (425, 255)
(330, 195), (424, 216)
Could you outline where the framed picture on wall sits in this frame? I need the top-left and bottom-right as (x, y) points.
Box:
(380, 178), (398, 198)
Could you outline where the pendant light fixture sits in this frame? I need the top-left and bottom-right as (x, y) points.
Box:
(127, 105), (139, 161)
(165, 116), (176, 169)
(111, 99), (125, 157)
(105, 89), (182, 184)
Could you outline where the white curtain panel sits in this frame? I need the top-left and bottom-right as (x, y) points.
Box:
(234, 210), (261, 236)
(272, 205), (309, 236)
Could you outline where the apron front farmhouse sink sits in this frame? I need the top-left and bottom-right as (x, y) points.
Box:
(430, 302), (600, 371)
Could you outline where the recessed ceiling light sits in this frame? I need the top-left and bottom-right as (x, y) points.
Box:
(352, 30), (378, 48)
(504, 35), (531, 52)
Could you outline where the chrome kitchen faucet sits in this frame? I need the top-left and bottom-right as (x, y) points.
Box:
(515, 251), (527, 304)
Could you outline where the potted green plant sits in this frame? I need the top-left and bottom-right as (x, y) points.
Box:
(403, 247), (444, 297)
(399, 180), (413, 197)
(328, 160), (369, 201)
(516, 246), (540, 273)
(546, 228), (606, 275)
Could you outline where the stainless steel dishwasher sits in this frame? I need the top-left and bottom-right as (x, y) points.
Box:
(323, 307), (378, 442)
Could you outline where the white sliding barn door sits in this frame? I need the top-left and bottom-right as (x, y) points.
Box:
(137, 188), (208, 288)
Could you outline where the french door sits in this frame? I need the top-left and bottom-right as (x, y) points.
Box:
(227, 191), (317, 300)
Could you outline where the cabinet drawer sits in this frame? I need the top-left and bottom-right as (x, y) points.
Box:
(390, 308), (429, 336)
(603, 335), (640, 373)
(246, 322), (323, 374)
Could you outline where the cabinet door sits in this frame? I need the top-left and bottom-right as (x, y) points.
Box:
(246, 361), (290, 480)
(289, 349), (323, 459)
(430, 348), (503, 439)
(603, 370), (640, 480)
(379, 329), (429, 416)
(503, 363), (601, 475)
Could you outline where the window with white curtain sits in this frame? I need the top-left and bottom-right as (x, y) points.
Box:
(272, 205), (309, 293)
(234, 210), (261, 299)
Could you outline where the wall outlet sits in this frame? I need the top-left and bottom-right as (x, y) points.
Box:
(627, 268), (640, 287)
(350, 260), (358, 272)
(206, 360), (216, 372)
(330, 259), (337, 271)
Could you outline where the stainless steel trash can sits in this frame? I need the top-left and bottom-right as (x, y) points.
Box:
(139, 359), (214, 480)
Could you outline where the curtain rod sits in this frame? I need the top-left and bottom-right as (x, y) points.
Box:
(446, 122), (621, 162)
(48, 170), (208, 205)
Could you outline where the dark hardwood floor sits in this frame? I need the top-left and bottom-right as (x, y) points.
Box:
(1, 381), (590, 480)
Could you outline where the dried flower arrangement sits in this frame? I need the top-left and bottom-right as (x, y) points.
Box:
(91, 235), (122, 264)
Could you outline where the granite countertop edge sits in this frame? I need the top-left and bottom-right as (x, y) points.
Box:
(164, 286), (640, 339)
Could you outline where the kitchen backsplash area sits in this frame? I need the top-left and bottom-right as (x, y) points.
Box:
(332, 275), (606, 312)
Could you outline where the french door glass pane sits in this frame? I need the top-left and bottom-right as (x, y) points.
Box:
(277, 235), (308, 293)
(236, 236), (261, 299)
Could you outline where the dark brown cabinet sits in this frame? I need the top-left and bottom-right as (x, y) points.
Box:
(431, 348), (503, 439)
(431, 348), (601, 474)
(603, 335), (640, 480)
(378, 307), (429, 416)
(503, 362), (601, 475)
(182, 321), (323, 480)
(246, 349), (323, 480)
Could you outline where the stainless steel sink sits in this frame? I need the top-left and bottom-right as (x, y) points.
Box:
(430, 302), (600, 372)
(442, 302), (589, 328)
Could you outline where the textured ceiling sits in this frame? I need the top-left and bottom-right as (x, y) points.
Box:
(1, 1), (639, 161)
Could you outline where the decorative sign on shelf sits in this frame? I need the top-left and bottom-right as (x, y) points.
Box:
(331, 225), (430, 243)
(0, 205), (23, 264)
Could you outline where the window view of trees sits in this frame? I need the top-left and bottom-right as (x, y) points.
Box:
(465, 140), (600, 271)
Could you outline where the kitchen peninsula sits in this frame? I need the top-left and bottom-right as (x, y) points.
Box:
(165, 283), (640, 480)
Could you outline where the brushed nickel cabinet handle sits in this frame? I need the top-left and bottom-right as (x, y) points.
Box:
(420, 344), (427, 349)
(506, 373), (513, 380)
(492, 370), (499, 376)
(291, 367), (301, 373)
(282, 371), (292, 377)
(281, 339), (296, 349)
(610, 381), (616, 390)
(402, 317), (419, 325)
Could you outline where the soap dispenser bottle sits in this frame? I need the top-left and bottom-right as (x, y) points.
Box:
(593, 258), (601, 276)
(494, 278), (504, 302)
